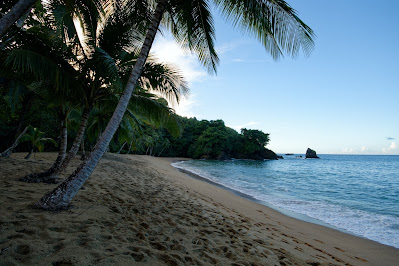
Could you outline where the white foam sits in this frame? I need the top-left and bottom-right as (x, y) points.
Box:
(172, 161), (399, 248)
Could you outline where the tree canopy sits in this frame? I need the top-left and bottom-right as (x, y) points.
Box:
(131, 116), (279, 160)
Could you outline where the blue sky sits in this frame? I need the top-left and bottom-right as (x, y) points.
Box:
(152, 0), (399, 155)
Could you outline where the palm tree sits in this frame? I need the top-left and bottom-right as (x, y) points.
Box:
(4, 0), (187, 183)
(86, 91), (181, 153)
(20, 125), (55, 159)
(35, 0), (314, 210)
(2, 34), (85, 182)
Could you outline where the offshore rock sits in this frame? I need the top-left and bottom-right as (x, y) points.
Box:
(305, 148), (319, 159)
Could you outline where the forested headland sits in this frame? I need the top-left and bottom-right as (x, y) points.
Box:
(132, 118), (279, 160)
(0, 86), (279, 160)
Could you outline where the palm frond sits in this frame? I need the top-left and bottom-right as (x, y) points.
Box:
(97, 0), (151, 59)
(128, 93), (182, 137)
(92, 47), (123, 89)
(213, 0), (315, 59)
(4, 49), (78, 94)
(165, 0), (219, 74)
(140, 60), (189, 104)
(3, 80), (27, 114)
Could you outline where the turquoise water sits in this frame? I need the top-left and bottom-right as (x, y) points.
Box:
(172, 155), (399, 248)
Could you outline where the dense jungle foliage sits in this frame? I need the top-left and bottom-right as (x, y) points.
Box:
(0, 84), (277, 160)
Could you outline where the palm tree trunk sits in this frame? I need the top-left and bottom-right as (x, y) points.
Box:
(24, 147), (33, 159)
(40, 108), (91, 181)
(62, 108), (90, 165)
(28, 108), (92, 183)
(21, 108), (91, 183)
(158, 147), (165, 157)
(127, 139), (133, 154)
(80, 138), (86, 160)
(117, 142), (126, 154)
(1, 126), (28, 158)
(0, 0), (37, 38)
(34, 0), (167, 211)
(20, 121), (68, 183)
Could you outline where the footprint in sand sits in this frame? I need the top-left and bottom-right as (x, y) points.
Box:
(334, 247), (345, 252)
(15, 244), (31, 255)
(354, 256), (368, 262)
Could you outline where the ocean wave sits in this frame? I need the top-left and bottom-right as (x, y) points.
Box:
(172, 159), (399, 248)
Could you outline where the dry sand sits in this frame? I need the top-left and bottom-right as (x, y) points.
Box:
(0, 153), (398, 265)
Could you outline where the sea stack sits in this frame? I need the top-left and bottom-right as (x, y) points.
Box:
(305, 148), (319, 159)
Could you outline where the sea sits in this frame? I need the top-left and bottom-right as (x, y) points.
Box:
(172, 154), (399, 249)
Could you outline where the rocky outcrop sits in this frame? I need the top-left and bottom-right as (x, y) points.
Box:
(305, 148), (319, 159)
(237, 148), (280, 160)
(262, 148), (281, 160)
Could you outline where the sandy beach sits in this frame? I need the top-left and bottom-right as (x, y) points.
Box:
(1, 153), (398, 265)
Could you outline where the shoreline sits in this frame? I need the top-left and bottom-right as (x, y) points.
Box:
(1, 153), (398, 265)
(157, 156), (399, 265)
(172, 161), (356, 237)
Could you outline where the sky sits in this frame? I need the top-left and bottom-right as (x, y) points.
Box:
(151, 0), (399, 155)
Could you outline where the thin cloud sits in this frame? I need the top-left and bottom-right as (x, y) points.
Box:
(215, 42), (237, 55)
(152, 35), (208, 84)
(382, 142), (398, 153)
(386, 137), (395, 140)
(174, 96), (197, 118)
(360, 146), (368, 152)
(343, 148), (354, 154)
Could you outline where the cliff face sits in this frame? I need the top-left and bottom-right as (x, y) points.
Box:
(306, 148), (319, 159)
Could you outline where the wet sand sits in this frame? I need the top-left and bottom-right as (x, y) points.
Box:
(1, 153), (398, 265)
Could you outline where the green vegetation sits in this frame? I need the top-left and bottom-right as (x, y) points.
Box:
(130, 117), (278, 160)
(0, 91), (277, 160)
(19, 126), (56, 159)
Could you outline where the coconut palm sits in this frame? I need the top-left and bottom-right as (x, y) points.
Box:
(2, 28), (86, 182)
(3, 0), (187, 183)
(1, 34), (80, 179)
(36, 0), (314, 210)
(20, 125), (56, 159)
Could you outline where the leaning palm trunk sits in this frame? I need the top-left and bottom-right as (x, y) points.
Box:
(0, 0), (37, 38)
(127, 139), (134, 154)
(44, 108), (91, 180)
(20, 123), (68, 183)
(24, 147), (33, 159)
(21, 109), (90, 183)
(117, 142), (127, 154)
(80, 138), (86, 160)
(0, 126), (28, 158)
(34, 0), (167, 210)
